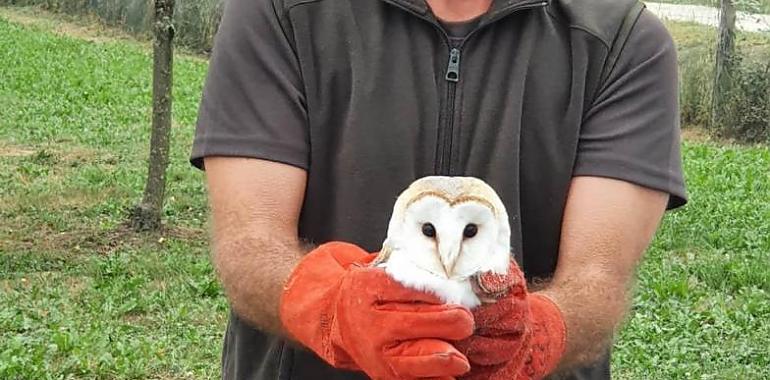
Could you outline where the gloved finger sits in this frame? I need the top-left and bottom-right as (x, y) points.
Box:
(454, 334), (524, 366)
(375, 304), (475, 341)
(474, 270), (515, 296)
(475, 259), (526, 291)
(471, 294), (529, 328)
(384, 339), (471, 378)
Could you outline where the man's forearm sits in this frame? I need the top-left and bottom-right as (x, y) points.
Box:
(537, 176), (669, 374)
(213, 232), (309, 335)
(537, 269), (634, 372)
(203, 156), (309, 335)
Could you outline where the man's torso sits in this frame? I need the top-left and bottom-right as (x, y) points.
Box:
(202, 0), (659, 378)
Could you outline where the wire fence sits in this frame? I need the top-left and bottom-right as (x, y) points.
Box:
(646, 1), (770, 32)
(659, 0), (770, 142)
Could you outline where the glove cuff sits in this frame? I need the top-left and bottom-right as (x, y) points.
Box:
(518, 293), (567, 380)
(279, 241), (371, 370)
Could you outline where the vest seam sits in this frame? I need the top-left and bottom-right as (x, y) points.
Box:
(280, 0), (318, 168)
(567, 25), (611, 49)
(273, 1), (303, 64)
(284, 0), (325, 12)
(544, 6), (612, 49)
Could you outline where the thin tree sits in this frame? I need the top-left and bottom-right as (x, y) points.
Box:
(131, 0), (175, 231)
(712, 0), (736, 129)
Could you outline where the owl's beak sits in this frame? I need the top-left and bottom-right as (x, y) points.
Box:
(441, 258), (457, 278)
(438, 238), (461, 278)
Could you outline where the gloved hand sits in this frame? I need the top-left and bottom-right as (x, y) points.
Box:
(279, 241), (475, 380)
(456, 261), (567, 380)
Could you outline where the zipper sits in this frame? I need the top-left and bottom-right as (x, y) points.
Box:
(437, 47), (461, 174)
(428, 1), (548, 175)
(380, 0), (549, 174)
(445, 48), (461, 82)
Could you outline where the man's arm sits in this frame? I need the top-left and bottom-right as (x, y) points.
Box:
(539, 175), (668, 371)
(205, 157), (478, 378)
(204, 156), (309, 334)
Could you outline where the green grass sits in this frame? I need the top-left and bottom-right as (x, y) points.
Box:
(0, 10), (769, 380)
(613, 142), (770, 378)
(0, 13), (222, 380)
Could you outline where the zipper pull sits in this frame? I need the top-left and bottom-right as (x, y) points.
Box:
(445, 48), (461, 82)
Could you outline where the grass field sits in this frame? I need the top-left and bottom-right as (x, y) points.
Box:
(1, 8), (769, 380)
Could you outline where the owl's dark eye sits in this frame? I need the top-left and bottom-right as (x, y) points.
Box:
(463, 223), (478, 238)
(422, 223), (436, 238)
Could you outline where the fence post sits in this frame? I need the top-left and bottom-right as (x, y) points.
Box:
(712, 0), (736, 129)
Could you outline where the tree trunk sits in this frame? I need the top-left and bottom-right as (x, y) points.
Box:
(712, 0), (736, 129)
(131, 0), (175, 231)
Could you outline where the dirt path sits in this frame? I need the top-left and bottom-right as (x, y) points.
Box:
(646, 2), (770, 32)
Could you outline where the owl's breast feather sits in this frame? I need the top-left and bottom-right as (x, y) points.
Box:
(379, 255), (482, 309)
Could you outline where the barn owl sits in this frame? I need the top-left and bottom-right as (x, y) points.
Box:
(372, 176), (513, 309)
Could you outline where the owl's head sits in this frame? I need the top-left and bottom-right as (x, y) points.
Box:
(383, 176), (512, 281)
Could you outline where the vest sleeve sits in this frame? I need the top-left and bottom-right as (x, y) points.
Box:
(574, 10), (687, 210)
(190, 0), (309, 171)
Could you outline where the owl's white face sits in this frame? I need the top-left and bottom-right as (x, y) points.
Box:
(378, 176), (512, 307)
(387, 195), (510, 280)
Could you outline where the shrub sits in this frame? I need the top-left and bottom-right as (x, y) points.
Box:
(716, 53), (770, 143)
(674, 21), (770, 143)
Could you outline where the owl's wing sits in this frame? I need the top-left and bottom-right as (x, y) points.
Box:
(370, 240), (393, 268)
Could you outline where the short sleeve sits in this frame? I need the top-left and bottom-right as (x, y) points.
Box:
(190, 0), (309, 170)
(574, 10), (687, 209)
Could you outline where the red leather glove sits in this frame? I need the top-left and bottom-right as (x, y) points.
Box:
(279, 241), (475, 380)
(456, 261), (567, 380)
